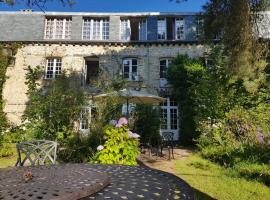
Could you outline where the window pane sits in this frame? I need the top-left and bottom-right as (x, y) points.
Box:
(170, 108), (178, 130)
(45, 58), (61, 79)
(123, 59), (138, 81)
(102, 19), (110, 40)
(196, 17), (204, 38)
(157, 19), (166, 40)
(160, 59), (171, 78)
(175, 18), (185, 40)
(83, 19), (91, 40)
(139, 19), (147, 40)
(161, 109), (168, 129)
(44, 18), (71, 39)
(92, 19), (101, 40)
(121, 20), (130, 41)
(45, 19), (54, 39)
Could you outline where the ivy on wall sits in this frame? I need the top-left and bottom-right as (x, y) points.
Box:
(0, 43), (21, 132)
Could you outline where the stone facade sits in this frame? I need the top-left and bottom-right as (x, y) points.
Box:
(3, 43), (205, 124)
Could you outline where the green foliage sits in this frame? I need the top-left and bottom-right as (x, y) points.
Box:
(0, 45), (10, 134)
(21, 66), (98, 162)
(93, 125), (140, 166)
(167, 55), (206, 144)
(203, 0), (269, 93)
(24, 67), (86, 140)
(132, 104), (161, 146)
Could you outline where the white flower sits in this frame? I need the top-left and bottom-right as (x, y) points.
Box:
(97, 145), (104, 151)
(109, 120), (117, 126)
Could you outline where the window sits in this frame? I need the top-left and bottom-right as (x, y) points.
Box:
(80, 107), (89, 131)
(45, 58), (62, 79)
(120, 19), (131, 41)
(175, 18), (185, 40)
(160, 59), (172, 78)
(139, 19), (147, 40)
(122, 58), (138, 81)
(44, 18), (71, 39)
(82, 18), (110, 40)
(157, 19), (167, 40)
(160, 98), (179, 131)
(196, 16), (204, 39)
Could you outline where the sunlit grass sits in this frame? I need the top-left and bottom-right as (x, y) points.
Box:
(0, 154), (17, 168)
(175, 154), (270, 200)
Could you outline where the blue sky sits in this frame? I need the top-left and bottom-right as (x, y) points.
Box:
(0, 0), (207, 12)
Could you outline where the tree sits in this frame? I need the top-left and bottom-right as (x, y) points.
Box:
(203, 0), (270, 93)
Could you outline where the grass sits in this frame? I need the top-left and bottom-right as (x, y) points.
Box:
(0, 143), (17, 168)
(0, 154), (17, 168)
(175, 154), (270, 200)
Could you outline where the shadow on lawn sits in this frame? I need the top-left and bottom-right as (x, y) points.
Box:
(193, 188), (217, 200)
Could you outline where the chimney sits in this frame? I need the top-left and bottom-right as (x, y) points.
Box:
(20, 9), (33, 13)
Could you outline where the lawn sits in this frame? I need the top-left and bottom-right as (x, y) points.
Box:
(0, 154), (17, 168)
(175, 154), (270, 200)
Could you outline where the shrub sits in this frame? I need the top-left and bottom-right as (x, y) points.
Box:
(132, 104), (161, 146)
(93, 118), (140, 166)
(57, 132), (100, 163)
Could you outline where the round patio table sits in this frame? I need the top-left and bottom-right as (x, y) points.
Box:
(0, 164), (194, 200)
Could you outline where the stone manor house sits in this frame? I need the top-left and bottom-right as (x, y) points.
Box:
(0, 10), (269, 140)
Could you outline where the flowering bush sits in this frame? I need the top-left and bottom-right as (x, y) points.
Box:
(93, 117), (140, 166)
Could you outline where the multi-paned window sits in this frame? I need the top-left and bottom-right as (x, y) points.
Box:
(160, 98), (179, 131)
(160, 59), (172, 78)
(45, 58), (62, 79)
(120, 19), (131, 41)
(82, 18), (110, 40)
(80, 107), (89, 131)
(175, 18), (185, 40)
(157, 18), (167, 40)
(139, 19), (147, 40)
(196, 16), (204, 39)
(122, 58), (138, 81)
(44, 18), (72, 39)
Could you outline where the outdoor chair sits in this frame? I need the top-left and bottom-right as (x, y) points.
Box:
(15, 140), (57, 167)
(160, 132), (175, 160)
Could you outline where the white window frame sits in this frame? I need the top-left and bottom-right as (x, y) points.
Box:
(160, 98), (179, 141)
(82, 18), (110, 40)
(80, 107), (90, 133)
(196, 16), (204, 39)
(159, 59), (172, 79)
(45, 58), (62, 79)
(139, 19), (147, 41)
(157, 18), (167, 40)
(44, 18), (71, 40)
(175, 18), (185, 40)
(120, 19), (131, 41)
(122, 58), (138, 81)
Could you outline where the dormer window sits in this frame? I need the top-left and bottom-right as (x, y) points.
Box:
(157, 18), (167, 40)
(44, 17), (72, 39)
(196, 16), (204, 39)
(120, 19), (131, 41)
(83, 18), (110, 40)
(175, 18), (185, 40)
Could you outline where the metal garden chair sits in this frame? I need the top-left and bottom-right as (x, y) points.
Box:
(15, 140), (57, 167)
(160, 132), (175, 160)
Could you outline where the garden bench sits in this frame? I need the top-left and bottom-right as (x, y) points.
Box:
(15, 140), (57, 166)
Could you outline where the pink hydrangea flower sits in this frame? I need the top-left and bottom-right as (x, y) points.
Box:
(116, 117), (128, 127)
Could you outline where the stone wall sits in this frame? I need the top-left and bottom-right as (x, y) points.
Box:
(3, 43), (206, 124)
